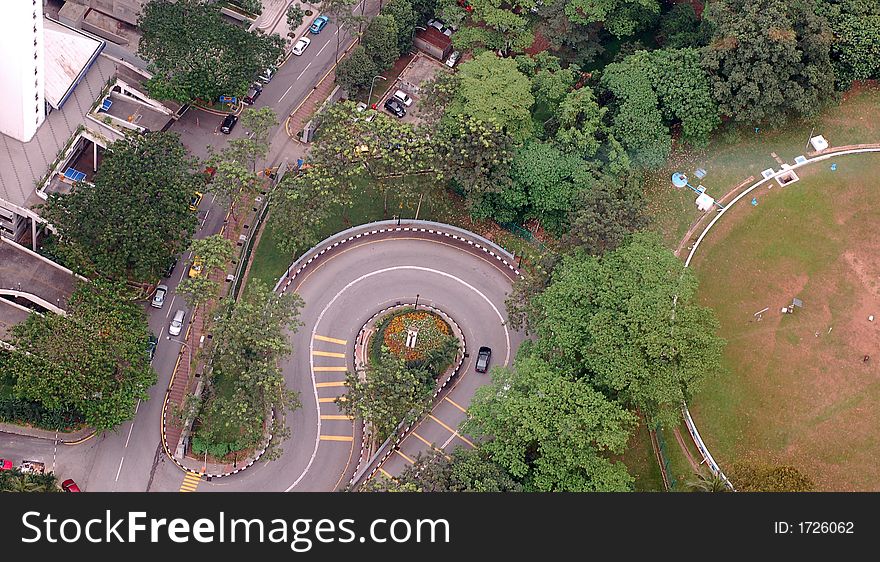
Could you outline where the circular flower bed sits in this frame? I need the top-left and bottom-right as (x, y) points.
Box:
(381, 310), (452, 364)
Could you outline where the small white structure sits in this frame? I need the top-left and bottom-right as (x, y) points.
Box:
(405, 329), (419, 348)
(794, 155), (808, 165)
(696, 192), (715, 211)
(761, 168), (775, 179)
(810, 135), (829, 152)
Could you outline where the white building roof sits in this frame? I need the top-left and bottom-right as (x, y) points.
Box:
(42, 19), (104, 109)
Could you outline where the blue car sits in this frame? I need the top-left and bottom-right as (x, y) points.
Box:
(309, 15), (329, 34)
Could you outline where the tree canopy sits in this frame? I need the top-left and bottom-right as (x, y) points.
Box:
(41, 132), (200, 283)
(4, 281), (156, 431)
(138, 0), (284, 103)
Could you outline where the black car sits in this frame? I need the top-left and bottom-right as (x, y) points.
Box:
(475, 346), (492, 373)
(162, 256), (178, 278)
(384, 98), (406, 118)
(220, 114), (238, 134)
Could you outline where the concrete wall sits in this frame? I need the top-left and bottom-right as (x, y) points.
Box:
(0, 1), (46, 142)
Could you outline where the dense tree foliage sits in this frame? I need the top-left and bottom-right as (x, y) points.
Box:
(817, 0), (880, 86)
(4, 281), (156, 431)
(366, 447), (523, 492)
(362, 14), (401, 71)
(451, 0), (534, 55)
(657, 3), (712, 48)
(138, 0), (283, 103)
(537, 0), (604, 66)
(564, 0), (660, 38)
(448, 52), (535, 143)
(531, 232), (725, 428)
(465, 355), (636, 491)
(601, 67), (670, 167)
(0, 470), (59, 493)
(383, 0), (417, 53)
(702, 0), (835, 125)
(335, 46), (380, 95)
(42, 132), (200, 283)
(553, 86), (606, 158)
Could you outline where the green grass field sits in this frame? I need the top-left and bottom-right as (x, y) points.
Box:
(687, 152), (880, 491)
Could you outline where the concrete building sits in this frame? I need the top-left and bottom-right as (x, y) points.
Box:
(0, 0), (47, 142)
(63, 0), (146, 26)
(413, 28), (453, 62)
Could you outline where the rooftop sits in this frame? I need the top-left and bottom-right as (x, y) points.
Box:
(43, 18), (105, 109)
(0, 238), (79, 313)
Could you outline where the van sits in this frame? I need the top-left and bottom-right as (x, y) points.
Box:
(169, 309), (185, 336)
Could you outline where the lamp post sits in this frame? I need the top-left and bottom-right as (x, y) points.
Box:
(367, 75), (387, 108)
(166, 336), (188, 347)
(414, 293), (419, 309)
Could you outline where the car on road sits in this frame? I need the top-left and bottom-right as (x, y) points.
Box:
(0, 459), (12, 471)
(169, 309), (185, 337)
(61, 479), (81, 492)
(393, 89), (413, 106)
(475, 346), (492, 373)
(162, 255), (178, 278)
(292, 36), (311, 56)
(146, 333), (158, 362)
(151, 284), (168, 309)
(189, 191), (203, 211)
(258, 66), (275, 83)
(309, 15), (329, 34)
(446, 50), (461, 68)
(220, 113), (238, 134)
(188, 256), (204, 278)
(242, 83), (263, 105)
(384, 98), (406, 118)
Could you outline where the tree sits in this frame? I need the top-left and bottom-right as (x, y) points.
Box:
(271, 167), (349, 257)
(531, 232), (726, 428)
(384, 447), (524, 491)
(448, 52), (535, 143)
(657, 3), (713, 48)
(537, 0), (604, 66)
(205, 157), (258, 222)
(4, 281), (156, 431)
(338, 351), (434, 444)
(324, 0), (362, 64)
(383, 0), (417, 54)
(686, 471), (731, 492)
(418, 72), (460, 125)
(817, 0), (880, 86)
(520, 52), (580, 111)
(601, 66), (671, 167)
(554, 86), (606, 158)
(228, 106), (279, 172)
(198, 280), (304, 458)
(702, 0), (835, 125)
(0, 470), (59, 493)
(563, 0), (660, 38)
(138, 0), (283, 103)
(335, 46), (381, 95)
(188, 235), (234, 274)
(464, 355), (637, 491)
(451, 0), (534, 56)
(287, 3), (307, 30)
(176, 275), (219, 318)
(728, 462), (815, 492)
(362, 15), (401, 71)
(41, 132), (200, 283)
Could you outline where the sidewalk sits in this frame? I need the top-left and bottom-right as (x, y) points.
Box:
(0, 422), (94, 444)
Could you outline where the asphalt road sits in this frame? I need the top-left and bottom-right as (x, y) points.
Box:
(175, 227), (525, 492)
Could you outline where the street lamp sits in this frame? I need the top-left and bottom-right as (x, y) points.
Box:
(166, 336), (188, 347)
(414, 293), (420, 309)
(367, 75), (387, 108)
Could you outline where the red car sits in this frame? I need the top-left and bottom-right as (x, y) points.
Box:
(0, 459), (13, 471)
(61, 479), (81, 492)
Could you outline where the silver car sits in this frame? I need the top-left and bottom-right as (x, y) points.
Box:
(169, 309), (185, 336)
(151, 284), (168, 309)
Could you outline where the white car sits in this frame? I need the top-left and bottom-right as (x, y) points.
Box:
(292, 37), (311, 56)
(445, 51), (461, 68)
(169, 309), (185, 336)
(393, 89), (413, 106)
(150, 284), (168, 309)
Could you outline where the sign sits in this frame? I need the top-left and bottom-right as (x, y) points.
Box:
(219, 95), (237, 104)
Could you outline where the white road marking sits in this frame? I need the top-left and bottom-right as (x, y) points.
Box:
(114, 457), (124, 482)
(285, 265), (510, 491)
(297, 62), (313, 81)
(165, 299), (175, 319)
(279, 82), (297, 103)
(316, 40), (330, 56)
(124, 421), (135, 449)
(158, 326), (165, 340)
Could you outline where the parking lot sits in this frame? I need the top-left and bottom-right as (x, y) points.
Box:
(378, 53), (452, 126)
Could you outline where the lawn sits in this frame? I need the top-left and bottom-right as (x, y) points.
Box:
(247, 175), (473, 290)
(644, 83), (880, 249)
(687, 152), (880, 491)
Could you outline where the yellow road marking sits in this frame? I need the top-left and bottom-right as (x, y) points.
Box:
(428, 415), (475, 448)
(314, 366), (348, 371)
(394, 449), (415, 464)
(321, 414), (353, 420)
(312, 350), (346, 358)
(318, 397), (343, 403)
(179, 472), (202, 493)
(411, 432), (452, 460)
(320, 435), (354, 442)
(314, 335), (347, 345)
(444, 396), (467, 413)
(378, 467), (393, 478)
(316, 381), (347, 388)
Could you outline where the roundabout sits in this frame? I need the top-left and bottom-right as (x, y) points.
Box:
(218, 220), (525, 491)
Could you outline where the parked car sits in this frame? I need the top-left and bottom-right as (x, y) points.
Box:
(151, 284), (168, 309)
(169, 309), (185, 337)
(309, 15), (329, 34)
(242, 83), (263, 105)
(427, 18), (444, 32)
(220, 114), (238, 134)
(475, 346), (492, 373)
(445, 50), (461, 68)
(188, 256), (204, 278)
(146, 333), (158, 362)
(61, 479), (82, 492)
(189, 191), (203, 211)
(384, 98), (406, 118)
(0, 459), (12, 471)
(292, 37), (311, 56)
(393, 89), (413, 106)
(258, 66), (275, 83)
(162, 256), (178, 278)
